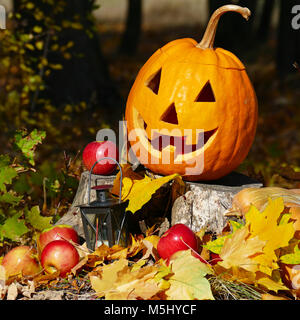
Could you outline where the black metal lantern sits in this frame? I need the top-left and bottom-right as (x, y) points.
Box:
(77, 157), (129, 251)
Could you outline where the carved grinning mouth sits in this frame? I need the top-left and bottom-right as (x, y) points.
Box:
(142, 118), (218, 156)
(147, 129), (217, 156)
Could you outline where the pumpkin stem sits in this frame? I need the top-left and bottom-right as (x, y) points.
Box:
(196, 5), (251, 49)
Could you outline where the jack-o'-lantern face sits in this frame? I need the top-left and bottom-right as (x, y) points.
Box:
(125, 5), (258, 181)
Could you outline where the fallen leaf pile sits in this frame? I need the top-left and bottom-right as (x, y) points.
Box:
(2, 196), (300, 300)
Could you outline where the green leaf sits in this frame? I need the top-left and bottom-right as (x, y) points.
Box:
(203, 236), (226, 255)
(25, 205), (53, 231)
(230, 220), (244, 231)
(0, 191), (23, 205)
(0, 166), (18, 192)
(0, 212), (29, 241)
(0, 155), (11, 168)
(280, 244), (300, 264)
(14, 129), (46, 165)
(154, 265), (172, 283)
(203, 220), (244, 254)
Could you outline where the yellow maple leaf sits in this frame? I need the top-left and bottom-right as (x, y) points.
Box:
(110, 265), (161, 300)
(144, 235), (160, 249)
(257, 277), (288, 293)
(124, 173), (180, 214)
(245, 197), (295, 275)
(89, 258), (129, 298)
(219, 226), (265, 273)
(112, 164), (182, 214)
(165, 250), (214, 300)
(102, 264), (161, 300)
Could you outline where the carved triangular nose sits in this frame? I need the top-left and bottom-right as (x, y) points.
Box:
(160, 102), (178, 125)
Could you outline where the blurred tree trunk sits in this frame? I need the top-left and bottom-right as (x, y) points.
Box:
(119, 0), (142, 55)
(13, 0), (123, 122)
(277, 0), (300, 79)
(257, 0), (275, 43)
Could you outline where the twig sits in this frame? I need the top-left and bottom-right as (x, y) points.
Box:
(179, 236), (212, 266)
(42, 177), (49, 213)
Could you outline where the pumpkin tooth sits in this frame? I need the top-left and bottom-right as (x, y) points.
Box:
(185, 132), (194, 145)
(148, 128), (218, 155)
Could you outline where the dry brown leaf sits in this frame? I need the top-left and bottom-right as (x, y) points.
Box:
(146, 225), (157, 237)
(170, 175), (187, 203)
(137, 239), (160, 262)
(33, 270), (60, 287)
(6, 282), (18, 300)
(85, 244), (127, 269)
(19, 280), (35, 298)
(127, 235), (145, 257)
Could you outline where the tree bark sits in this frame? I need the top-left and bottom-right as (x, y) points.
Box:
(119, 0), (143, 55)
(171, 172), (263, 235)
(13, 0), (124, 121)
(46, 0), (124, 116)
(257, 0), (275, 42)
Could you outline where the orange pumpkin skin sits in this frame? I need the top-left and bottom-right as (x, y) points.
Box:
(125, 6), (258, 181)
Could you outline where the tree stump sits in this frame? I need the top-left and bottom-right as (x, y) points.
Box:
(55, 171), (116, 238)
(57, 170), (263, 240)
(171, 172), (263, 235)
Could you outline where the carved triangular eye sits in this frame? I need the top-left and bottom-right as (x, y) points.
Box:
(160, 102), (178, 125)
(195, 81), (215, 102)
(145, 68), (162, 95)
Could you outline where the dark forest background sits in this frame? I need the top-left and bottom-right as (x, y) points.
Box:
(0, 0), (299, 234)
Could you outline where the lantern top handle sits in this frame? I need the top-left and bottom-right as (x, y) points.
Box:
(87, 157), (123, 205)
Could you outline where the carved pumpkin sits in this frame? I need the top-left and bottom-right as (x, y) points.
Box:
(125, 5), (258, 181)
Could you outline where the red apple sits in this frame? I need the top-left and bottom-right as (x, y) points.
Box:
(1, 246), (41, 278)
(37, 224), (79, 254)
(157, 224), (199, 262)
(41, 240), (80, 277)
(82, 140), (118, 175)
